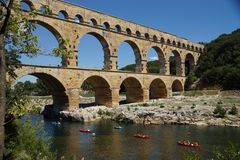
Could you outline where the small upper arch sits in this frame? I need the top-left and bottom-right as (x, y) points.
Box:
(145, 33), (150, 40)
(74, 14), (84, 23)
(153, 35), (158, 42)
(90, 18), (98, 26)
(115, 25), (122, 32)
(136, 31), (141, 37)
(126, 28), (132, 35)
(102, 22), (110, 30)
(58, 10), (69, 20)
(20, 0), (34, 11)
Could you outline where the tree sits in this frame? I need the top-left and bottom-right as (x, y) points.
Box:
(0, 1), (72, 159)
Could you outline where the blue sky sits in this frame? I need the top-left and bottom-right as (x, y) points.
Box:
(19, 0), (240, 82)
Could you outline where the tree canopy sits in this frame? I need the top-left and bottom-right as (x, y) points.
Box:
(195, 29), (240, 90)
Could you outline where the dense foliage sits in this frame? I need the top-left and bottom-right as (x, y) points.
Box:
(14, 79), (49, 96)
(195, 29), (240, 90)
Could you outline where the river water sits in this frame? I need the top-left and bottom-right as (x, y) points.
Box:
(31, 115), (240, 160)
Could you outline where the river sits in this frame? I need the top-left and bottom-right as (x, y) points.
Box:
(30, 115), (240, 160)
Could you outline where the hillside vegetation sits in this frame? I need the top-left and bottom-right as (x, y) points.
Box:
(193, 29), (240, 90)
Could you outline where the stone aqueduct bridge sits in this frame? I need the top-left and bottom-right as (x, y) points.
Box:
(13, 0), (204, 110)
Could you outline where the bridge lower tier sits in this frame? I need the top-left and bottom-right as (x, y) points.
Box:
(10, 65), (186, 110)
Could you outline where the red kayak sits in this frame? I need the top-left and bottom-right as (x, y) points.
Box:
(79, 129), (92, 133)
(133, 134), (150, 139)
(177, 141), (200, 149)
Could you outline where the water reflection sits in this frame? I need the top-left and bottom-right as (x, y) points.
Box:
(34, 116), (240, 160)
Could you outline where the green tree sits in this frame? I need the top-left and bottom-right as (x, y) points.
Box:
(195, 29), (240, 89)
(0, 1), (71, 159)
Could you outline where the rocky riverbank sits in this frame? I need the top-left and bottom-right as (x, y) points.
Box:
(59, 95), (240, 127)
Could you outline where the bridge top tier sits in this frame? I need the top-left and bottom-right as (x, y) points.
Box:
(20, 0), (204, 53)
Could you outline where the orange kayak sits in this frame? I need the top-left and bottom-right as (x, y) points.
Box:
(79, 129), (92, 133)
(133, 134), (150, 139)
(177, 141), (200, 149)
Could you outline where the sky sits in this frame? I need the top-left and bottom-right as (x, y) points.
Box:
(19, 0), (240, 82)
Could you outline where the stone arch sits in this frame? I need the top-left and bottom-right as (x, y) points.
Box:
(167, 39), (171, 45)
(149, 78), (167, 99)
(145, 33), (150, 40)
(147, 46), (166, 75)
(172, 41), (176, 46)
(58, 10), (69, 20)
(20, 0), (34, 11)
(195, 47), (199, 52)
(120, 77), (143, 103)
(185, 53), (195, 76)
(78, 32), (110, 69)
(182, 43), (186, 48)
(161, 37), (165, 43)
(136, 31), (141, 37)
(115, 25), (121, 32)
(90, 18), (98, 26)
(74, 14), (84, 23)
(81, 75), (112, 106)
(187, 44), (190, 50)
(170, 50), (182, 76)
(28, 20), (66, 66)
(177, 42), (181, 47)
(126, 28), (132, 35)
(102, 22), (110, 30)
(14, 71), (69, 111)
(153, 35), (158, 42)
(117, 40), (142, 72)
(172, 79), (184, 94)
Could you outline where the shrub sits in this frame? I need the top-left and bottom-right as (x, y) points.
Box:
(160, 104), (165, 108)
(213, 105), (226, 118)
(97, 109), (104, 115)
(228, 105), (238, 115)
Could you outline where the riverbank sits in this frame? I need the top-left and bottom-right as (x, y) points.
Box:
(59, 93), (240, 127)
(28, 91), (240, 127)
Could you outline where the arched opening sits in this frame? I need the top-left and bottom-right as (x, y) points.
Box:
(182, 43), (186, 48)
(102, 22), (110, 30)
(177, 42), (181, 47)
(78, 32), (109, 70)
(119, 77), (143, 104)
(115, 25), (121, 32)
(14, 73), (68, 113)
(136, 31), (141, 37)
(172, 41), (176, 46)
(161, 37), (165, 43)
(147, 46), (166, 74)
(118, 40), (141, 72)
(74, 14), (83, 23)
(126, 28), (132, 35)
(20, 21), (62, 66)
(187, 44), (190, 50)
(90, 18), (97, 26)
(153, 35), (158, 42)
(80, 76), (111, 107)
(195, 47), (199, 52)
(172, 79), (183, 95)
(20, 0), (33, 11)
(145, 33), (150, 40)
(170, 50), (182, 76)
(149, 79), (167, 99)
(58, 10), (68, 20)
(167, 39), (171, 45)
(191, 45), (194, 50)
(185, 53), (195, 76)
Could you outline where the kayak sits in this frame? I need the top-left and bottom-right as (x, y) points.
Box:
(79, 129), (92, 133)
(133, 134), (150, 139)
(177, 141), (200, 149)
